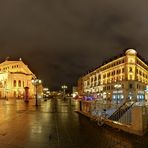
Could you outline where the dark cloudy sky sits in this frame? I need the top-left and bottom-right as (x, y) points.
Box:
(0, 0), (147, 90)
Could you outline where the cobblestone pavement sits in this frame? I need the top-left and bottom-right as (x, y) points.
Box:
(0, 98), (148, 148)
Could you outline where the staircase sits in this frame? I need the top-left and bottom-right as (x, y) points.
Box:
(108, 101), (135, 121)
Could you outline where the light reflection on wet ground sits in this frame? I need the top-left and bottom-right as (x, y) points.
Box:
(0, 98), (148, 148)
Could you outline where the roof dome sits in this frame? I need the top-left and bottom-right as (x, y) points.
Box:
(125, 49), (137, 55)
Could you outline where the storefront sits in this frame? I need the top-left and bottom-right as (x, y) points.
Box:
(112, 90), (124, 104)
(145, 86), (148, 102)
(137, 91), (145, 102)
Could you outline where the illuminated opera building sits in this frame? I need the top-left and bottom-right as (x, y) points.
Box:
(79, 49), (148, 103)
(0, 58), (36, 98)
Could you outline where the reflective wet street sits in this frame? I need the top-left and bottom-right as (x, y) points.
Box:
(0, 98), (148, 148)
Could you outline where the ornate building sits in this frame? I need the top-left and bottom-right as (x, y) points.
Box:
(0, 58), (36, 99)
(78, 49), (148, 103)
(77, 77), (84, 96)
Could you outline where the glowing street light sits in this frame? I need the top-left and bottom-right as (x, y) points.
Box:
(32, 78), (42, 106)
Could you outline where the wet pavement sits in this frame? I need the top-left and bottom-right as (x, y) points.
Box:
(0, 98), (148, 148)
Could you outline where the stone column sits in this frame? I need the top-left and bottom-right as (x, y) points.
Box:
(131, 105), (147, 135)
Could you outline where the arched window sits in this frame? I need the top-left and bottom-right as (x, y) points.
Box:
(13, 80), (16, 87)
(18, 80), (21, 87)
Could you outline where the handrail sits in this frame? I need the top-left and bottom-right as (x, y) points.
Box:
(108, 101), (135, 121)
(108, 100), (127, 118)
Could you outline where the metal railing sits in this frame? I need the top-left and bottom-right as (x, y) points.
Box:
(90, 100), (134, 125)
(81, 99), (148, 135)
(108, 101), (134, 125)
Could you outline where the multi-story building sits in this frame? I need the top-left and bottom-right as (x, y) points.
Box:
(79, 49), (148, 103)
(145, 85), (148, 101)
(77, 77), (84, 96)
(0, 58), (37, 99)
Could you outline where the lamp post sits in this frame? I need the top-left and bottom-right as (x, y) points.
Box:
(61, 85), (67, 100)
(114, 84), (122, 105)
(32, 78), (42, 106)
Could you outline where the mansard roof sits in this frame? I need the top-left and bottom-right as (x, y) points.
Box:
(83, 49), (148, 76)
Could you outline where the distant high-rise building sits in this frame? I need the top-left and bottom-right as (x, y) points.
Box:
(78, 49), (148, 103)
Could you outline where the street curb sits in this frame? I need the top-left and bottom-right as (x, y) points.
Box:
(75, 110), (97, 121)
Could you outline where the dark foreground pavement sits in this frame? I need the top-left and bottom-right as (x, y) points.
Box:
(0, 98), (148, 148)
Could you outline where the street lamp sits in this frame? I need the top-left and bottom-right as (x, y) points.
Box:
(114, 84), (122, 105)
(32, 78), (42, 106)
(61, 85), (68, 100)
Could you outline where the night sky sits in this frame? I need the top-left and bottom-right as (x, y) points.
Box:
(0, 0), (147, 90)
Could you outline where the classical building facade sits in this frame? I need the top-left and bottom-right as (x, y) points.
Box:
(145, 85), (148, 101)
(77, 77), (84, 96)
(0, 58), (37, 99)
(79, 49), (148, 103)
